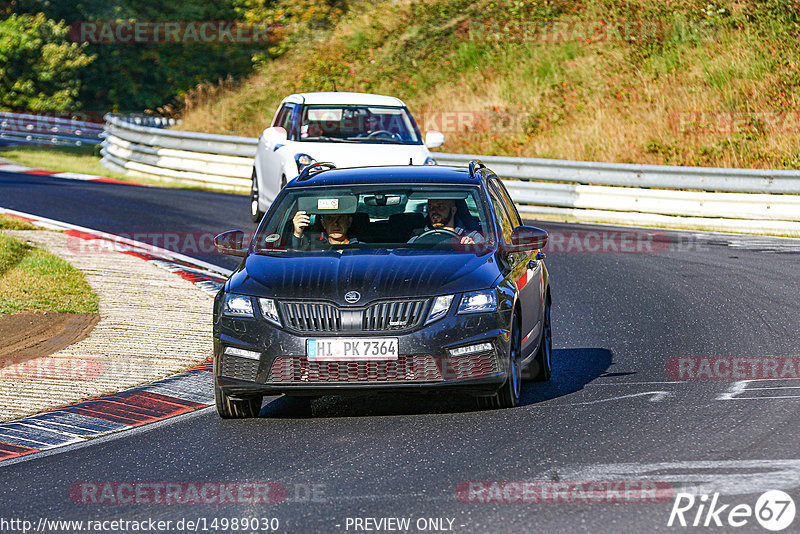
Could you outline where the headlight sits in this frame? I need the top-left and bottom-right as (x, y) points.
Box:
(295, 153), (316, 172)
(222, 294), (254, 317)
(258, 298), (281, 326)
(457, 290), (497, 314)
(424, 156), (437, 165)
(425, 295), (453, 324)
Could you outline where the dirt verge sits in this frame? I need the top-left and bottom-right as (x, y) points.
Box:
(0, 312), (99, 363)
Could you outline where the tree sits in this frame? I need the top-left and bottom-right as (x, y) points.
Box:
(13, 0), (264, 113)
(0, 13), (94, 111)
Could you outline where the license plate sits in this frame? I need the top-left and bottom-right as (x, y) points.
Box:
(306, 338), (399, 361)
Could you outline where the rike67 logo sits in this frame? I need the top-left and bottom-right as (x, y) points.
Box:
(668, 490), (796, 531)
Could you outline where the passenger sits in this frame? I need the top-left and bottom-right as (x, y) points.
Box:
(292, 211), (358, 248)
(410, 199), (483, 245)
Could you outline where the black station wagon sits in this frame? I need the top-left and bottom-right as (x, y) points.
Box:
(213, 161), (552, 417)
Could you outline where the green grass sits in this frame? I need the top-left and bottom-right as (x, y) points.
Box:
(0, 144), (244, 193)
(176, 0), (800, 170)
(0, 215), (38, 231)
(0, 232), (99, 316)
(1, 144), (125, 178)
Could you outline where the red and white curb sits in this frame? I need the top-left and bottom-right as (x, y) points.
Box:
(0, 209), (233, 463)
(0, 208), (231, 296)
(0, 159), (149, 187)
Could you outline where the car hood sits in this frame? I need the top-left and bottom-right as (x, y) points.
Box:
(229, 249), (501, 305)
(289, 142), (433, 167)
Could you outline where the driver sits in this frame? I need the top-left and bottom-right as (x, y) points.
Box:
(292, 211), (358, 249)
(365, 115), (381, 133)
(409, 199), (483, 245)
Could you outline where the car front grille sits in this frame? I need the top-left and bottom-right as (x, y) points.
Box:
(220, 354), (259, 382)
(443, 353), (500, 379)
(280, 302), (341, 332)
(362, 299), (428, 331)
(268, 355), (443, 382)
(278, 299), (429, 332)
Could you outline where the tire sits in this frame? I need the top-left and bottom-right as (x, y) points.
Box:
(523, 297), (552, 382)
(250, 168), (264, 223)
(280, 174), (287, 189)
(477, 314), (521, 410)
(214, 384), (262, 419)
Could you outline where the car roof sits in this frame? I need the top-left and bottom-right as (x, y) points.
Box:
(285, 165), (482, 188)
(282, 92), (406, 107)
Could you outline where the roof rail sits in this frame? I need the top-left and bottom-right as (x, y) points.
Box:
(297, 162), (336, 181)
(468, 160), (485, 179)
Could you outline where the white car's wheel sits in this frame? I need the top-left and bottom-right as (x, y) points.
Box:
(250, 168), (264, 223)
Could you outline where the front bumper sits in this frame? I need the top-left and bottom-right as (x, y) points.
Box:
(213, 308), (511, 398)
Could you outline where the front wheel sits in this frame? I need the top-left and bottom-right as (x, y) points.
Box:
(215, 384), (262, 419)
(250, 168), (264, 223)
(477, 314), (521, 410)
(523, 297), (552, 381)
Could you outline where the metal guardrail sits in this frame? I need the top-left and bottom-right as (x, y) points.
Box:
(0, 111), (104, 147)
(100, 114), (255, 190)
(99, 115), (800, 235)
(433, 153), (800, 194)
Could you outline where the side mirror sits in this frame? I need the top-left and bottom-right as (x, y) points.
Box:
(505, 226), (548, 253)
(425, 130), (445, 148)
(214, 230), (248, 257)
(262, 126), (288, 144)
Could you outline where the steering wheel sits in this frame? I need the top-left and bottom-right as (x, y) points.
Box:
(412, 228), (461, 244)
(366, 130), (400, 140)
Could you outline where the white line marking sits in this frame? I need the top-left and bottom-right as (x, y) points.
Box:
(716, 380), (751, 400)
(722, 395), (800, 400)
(587, 381), (686, 386)
(0, 164), (34, 172)
(571, 391), (672, 405)
(51, 172), (106, 181)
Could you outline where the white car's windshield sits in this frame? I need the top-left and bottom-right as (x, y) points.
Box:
(299, 105), (422, 145)
(253, 185), (493, 252)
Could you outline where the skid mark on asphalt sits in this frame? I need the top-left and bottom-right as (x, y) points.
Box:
(560, 459), (800, 497)
(567, 391), (673, 404)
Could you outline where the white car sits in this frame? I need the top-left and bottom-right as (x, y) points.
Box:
(250, 92), (445, 222)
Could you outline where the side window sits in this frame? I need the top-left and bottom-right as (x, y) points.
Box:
(272, 104), (295, 134)
(488, 189), (514, 245)
(489, 178), (522, 228)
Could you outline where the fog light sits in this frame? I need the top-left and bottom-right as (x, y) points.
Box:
(448, 342), (493, 357)
(224, 346), (261, 360)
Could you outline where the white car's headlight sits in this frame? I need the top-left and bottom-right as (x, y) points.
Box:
(295, 153), (316, 172)
(258, 298), (281, 326)
(457, 290), (497, 314)
(222, 294), (254, 317)
(426, 295), (454, 324)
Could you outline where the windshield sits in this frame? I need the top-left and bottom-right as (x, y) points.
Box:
(298, 105), (422, 144)
(253, 184), (493, 253)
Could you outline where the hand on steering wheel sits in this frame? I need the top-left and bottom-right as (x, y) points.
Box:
(411, 228), (461, 245)
(416, 228), (460, 239)
(366, 130), (399, 140)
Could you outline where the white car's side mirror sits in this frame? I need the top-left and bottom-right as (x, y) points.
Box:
(425, 130), (445, 148)
(262, 126), (288, 144)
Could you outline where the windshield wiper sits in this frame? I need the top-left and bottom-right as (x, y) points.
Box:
(303, 136), (358, 143)
(345, 137), (405, 144)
